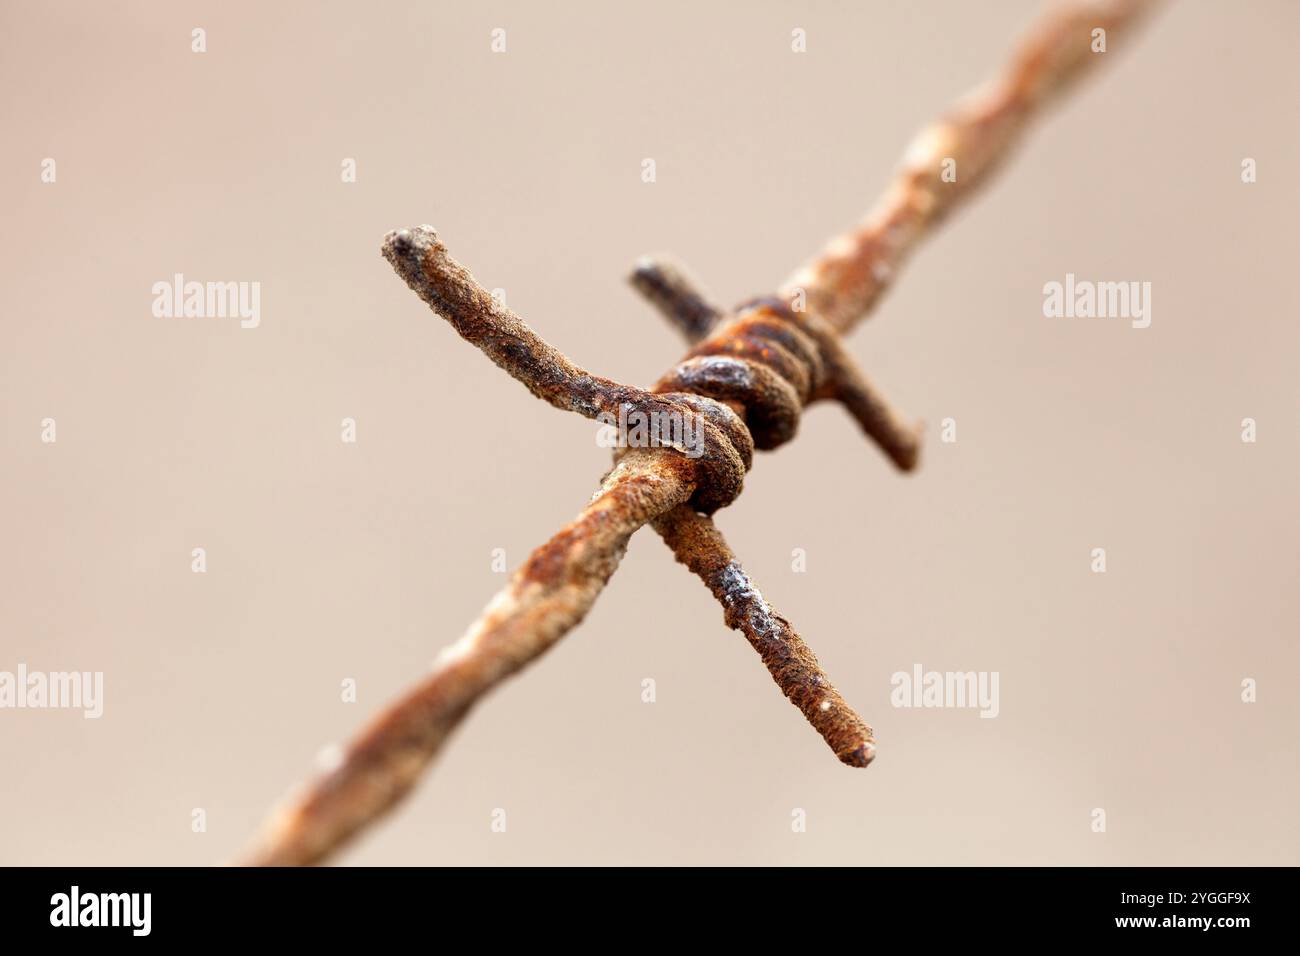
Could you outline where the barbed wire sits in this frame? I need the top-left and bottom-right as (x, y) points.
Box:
(243, 0), (1159, 866)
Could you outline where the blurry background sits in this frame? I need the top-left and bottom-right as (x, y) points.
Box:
(2, 0), (1297, 865)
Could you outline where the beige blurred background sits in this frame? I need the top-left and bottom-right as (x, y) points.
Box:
(2, 0), (1297, 866)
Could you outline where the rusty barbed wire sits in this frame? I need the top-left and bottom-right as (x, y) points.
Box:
(243, 0), (1159, 866)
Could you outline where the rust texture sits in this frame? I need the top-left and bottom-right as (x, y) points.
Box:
(781, 0), (1155, 335)
(242, 0), (1159, 866)
(653, 505), (876, 767)
(630, 256), (722, 343)
(250, 449), (693, 867)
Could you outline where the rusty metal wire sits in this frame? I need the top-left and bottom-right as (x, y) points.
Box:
(242, 0), (1159, 866)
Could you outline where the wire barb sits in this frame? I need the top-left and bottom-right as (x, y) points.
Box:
(653, 505), (876, 767)
(814, 332), (924, 472)
(629, 255), (723, 343)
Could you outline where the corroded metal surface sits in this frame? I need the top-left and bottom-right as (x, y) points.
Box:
(243, 0), (1159, 867)
(782, 0), (1157, 334)
(654, 505), (876, 767)
(248, 449), (692, 867)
